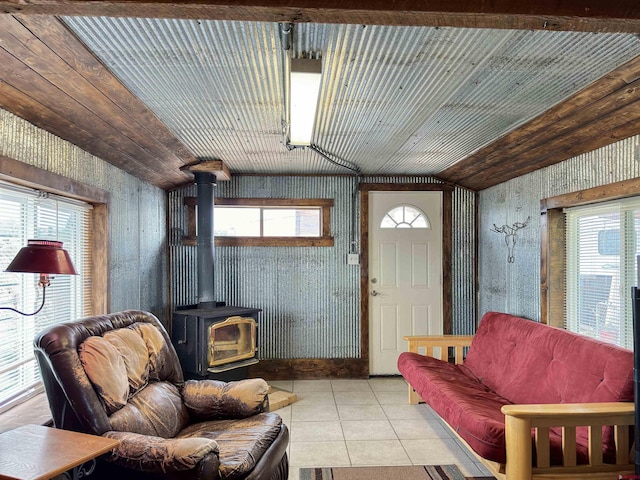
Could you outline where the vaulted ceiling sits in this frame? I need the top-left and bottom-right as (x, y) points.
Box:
(0, 1), (639, 191)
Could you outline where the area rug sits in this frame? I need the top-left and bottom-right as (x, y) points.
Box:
(298, 465), (495, 480)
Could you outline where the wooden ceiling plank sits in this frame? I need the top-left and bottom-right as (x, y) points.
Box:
(453, 78), (640, 177)
(0, 79), (186, 188)
(0, 0), (639, 33)
(0, 50), (169, 175)
(438, 56), (640, 181)
(456, 103), (640, 190)
(444, 56), (640, 174)
(498, 56), (640, 144)
(0, 49), (191, 187)
(460, 121), (640, 191)
(0, 15), (188, 174)
(14, 14), (197, 165)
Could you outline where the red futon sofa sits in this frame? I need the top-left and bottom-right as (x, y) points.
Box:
(398, 311), (635, 480)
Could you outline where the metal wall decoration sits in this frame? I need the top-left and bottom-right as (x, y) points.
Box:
(491, 216), (530, 263)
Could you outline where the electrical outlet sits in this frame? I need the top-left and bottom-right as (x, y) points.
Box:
(347, 253), (360, 265)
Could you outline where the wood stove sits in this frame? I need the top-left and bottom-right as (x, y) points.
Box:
(172, 305), (261, 379)
(171, 167), (262, 380)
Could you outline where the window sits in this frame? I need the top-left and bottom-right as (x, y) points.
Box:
(183, 197), (334, 247)
(215, 206), (321, 237)
(565, 198), (640, 349)
(380, 205), (429, 229)
(0, 181), (92, 412)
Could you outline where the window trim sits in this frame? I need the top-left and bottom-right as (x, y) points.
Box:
(540, 176), (640, 327)
(0, 156), (109, 315)
(183, 197), (335, 247)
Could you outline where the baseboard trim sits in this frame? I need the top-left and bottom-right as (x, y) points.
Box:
(247, 358), (368, 380)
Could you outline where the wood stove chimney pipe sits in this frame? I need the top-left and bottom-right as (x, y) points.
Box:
(194, 171), (217, 309)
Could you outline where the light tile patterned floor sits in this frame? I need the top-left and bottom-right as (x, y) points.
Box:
(269, 378), (494, 480)
(0, 379), (494, 480)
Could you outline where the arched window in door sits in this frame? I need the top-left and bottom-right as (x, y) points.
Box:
(380, 205), (430, 229)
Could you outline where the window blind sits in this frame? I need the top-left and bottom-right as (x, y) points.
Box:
(565, 198), (640, 349)
(0, 181), (92, 413)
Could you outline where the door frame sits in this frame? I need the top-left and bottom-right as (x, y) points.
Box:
(360, 183), (454, 376)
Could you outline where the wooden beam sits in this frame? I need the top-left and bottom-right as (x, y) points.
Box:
(540, 208), (566, 327)
(439, 56), (640, 190)
(0, 79), (165, 183)
(460, 71), (640, 179)
(442, 189), (453, 334)
(0, 71), (167, 186)
(19, 15), (195, 162)
(360, 188), (370, 370)
(0, 155), (109, 203)
(181, 160), (231, 181)
(541, 176), (640, 210)
(0, 15), (195, 189)
(92, 203), (109, 315)
(0, 0), (639, 33)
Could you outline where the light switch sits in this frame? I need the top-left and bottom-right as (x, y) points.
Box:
(347, 253), (360, 265)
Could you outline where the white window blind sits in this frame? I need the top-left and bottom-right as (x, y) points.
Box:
(565, 198), (640, 349)
(0, 181), (92, 413)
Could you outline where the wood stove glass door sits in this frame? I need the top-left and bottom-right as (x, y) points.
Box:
(208, 316), (257, 367)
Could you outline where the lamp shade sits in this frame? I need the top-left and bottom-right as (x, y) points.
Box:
(5, 239), (77, 275)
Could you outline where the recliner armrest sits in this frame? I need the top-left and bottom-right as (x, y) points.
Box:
(182, 378), (269, 421)
(103, 431), (220, 476)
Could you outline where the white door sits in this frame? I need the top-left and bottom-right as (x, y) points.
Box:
(369, 191), (443, 375)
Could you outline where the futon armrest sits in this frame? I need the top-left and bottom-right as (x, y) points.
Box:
(501, 401), (635, 422)
(182, 378), (269, 421)
(501, 402), (634, 480)
(103, 431), (220, 476)
(403, 335), (474, 364)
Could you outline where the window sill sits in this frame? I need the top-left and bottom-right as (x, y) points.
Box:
(0, 393), (52, 433)
(183, 236), (335, 247)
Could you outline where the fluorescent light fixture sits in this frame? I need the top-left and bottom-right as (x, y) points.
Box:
(289, 58), (322, 146)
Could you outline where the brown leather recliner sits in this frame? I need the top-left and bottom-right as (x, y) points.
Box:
(34, 310), (289, 480)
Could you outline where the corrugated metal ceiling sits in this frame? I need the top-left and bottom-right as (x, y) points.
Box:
(61, 17), (640, 177)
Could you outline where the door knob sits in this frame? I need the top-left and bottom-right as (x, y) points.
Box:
(371, 290), (380, 297)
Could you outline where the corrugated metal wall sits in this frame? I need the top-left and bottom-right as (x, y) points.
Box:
(168, 175), (476, 359)
(478, 134), (640, 321)
(452, 186), (477, 335)
(0, 108), (168, 320)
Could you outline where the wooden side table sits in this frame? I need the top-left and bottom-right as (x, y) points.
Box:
(0, 424), (119, 480)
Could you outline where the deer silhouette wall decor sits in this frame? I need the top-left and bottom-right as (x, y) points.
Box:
(490, 216), (530, 263)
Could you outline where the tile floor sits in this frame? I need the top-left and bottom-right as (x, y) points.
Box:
(0, 377), (495, 479)
(269, 377), (494, 480)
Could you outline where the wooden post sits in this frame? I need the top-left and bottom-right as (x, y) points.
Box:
(505, 415), (533, 480)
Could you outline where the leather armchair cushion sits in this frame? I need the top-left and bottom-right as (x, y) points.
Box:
(132, 322), (182, 381)
(104, 328), (150, 392)
(177, 412), (282, 479)
(103, 430), (219, 473)
(109, 382), (190, 438)
(78, 335), (129, 414)
(183, 379), (269, 421)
